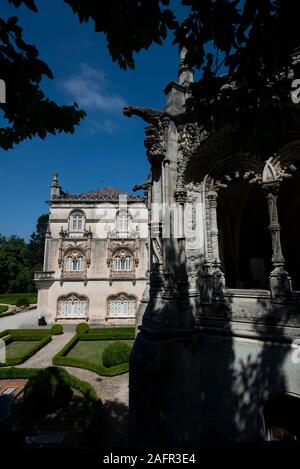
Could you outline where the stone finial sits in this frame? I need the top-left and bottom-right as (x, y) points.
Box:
(50, 172), (61, 198)
(178, 46), (194, 87)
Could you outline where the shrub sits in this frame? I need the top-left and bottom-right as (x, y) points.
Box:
(0, 305), (8, 314)
(51, 324), (63, 335)
(23, 367), (73, 416)
(102, 342), (131, 368)
(16, 297), (30, 308)
(76, 322), (89, 335)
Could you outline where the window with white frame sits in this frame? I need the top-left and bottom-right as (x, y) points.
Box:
(117, 212), (129, 232)
(57, 295), (87, 317)
(66, 254), (84, 271)
(107, 294), (136, 317)
(113, 253), (132, 271)
(70, 211), (85, 232)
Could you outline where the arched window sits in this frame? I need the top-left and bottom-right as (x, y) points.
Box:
(107, 293), (136, 317)
(66, 253), (84, 271)
(117, 212), (128, 232)
(112, 252), (133, 272)
(57, 294), (88, 318)
(124, 256), (131, 271)
(70, 211), (85, 232)
(114, 256), (122, 271)
(67, 256), (73, 271)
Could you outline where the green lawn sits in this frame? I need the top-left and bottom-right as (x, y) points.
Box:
(0, 292), (37, 305)
(67, 340), (133, 366)
(5, 341), (38, 361)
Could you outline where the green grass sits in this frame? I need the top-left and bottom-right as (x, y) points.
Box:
(0, 292), (37, 305)
(68, 339), (133, 365)
(53, 333), (134, 376)
(5, 340), (37, 360)
(0, 332), (51, 366)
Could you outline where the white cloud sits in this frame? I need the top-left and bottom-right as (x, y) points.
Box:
(59, 63), (125, 113)
(87, 118), (117, 135)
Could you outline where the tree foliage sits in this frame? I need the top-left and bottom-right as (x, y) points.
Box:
(3, 0), (300, 155)
(1, 1), (86, 150)
(0, 213), (48, 293)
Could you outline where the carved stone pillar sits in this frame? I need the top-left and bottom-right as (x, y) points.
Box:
(207, 190), (225, 301)
(263, 182), (292, 302)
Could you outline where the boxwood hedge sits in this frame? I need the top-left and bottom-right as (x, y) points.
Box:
(53, 333), (132, 376)
(0, 334), (51, 366)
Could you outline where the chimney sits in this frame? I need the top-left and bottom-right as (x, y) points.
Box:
(50, 172), (61, 198)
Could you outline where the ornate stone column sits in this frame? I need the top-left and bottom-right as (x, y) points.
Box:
(263, 181), (292, 302)
(207, 190), (225, 301)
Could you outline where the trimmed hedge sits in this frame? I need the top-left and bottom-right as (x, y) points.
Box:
(102, 342), (132, 368)
(51, 324), (63, 335)
(84, 327), (135, 340)
(76, 322), (89, 335)
(23, 367), (73, 416)
(53, 334), (130, 376)
(0, 367), (39, 379)
(16, 297), (30, 308)
(0, 366), (101, 405)
(9, 328), (51, 335)
(0, 334), (51, 366)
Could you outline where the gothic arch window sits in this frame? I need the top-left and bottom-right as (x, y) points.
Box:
(107, 293), (136, 318)
(124, 256), (131, 271)
(69, 211), (85, 232)
(112, 250), (133, 272)
(57, 294), (88, 318)
(65, 251), (84, 272)
(114, 256), (122, 271)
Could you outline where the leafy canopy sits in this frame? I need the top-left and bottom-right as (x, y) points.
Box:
(3, 0), (300, 154)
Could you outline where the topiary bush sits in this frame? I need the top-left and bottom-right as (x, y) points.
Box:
(51, 324), (63, 335)
(76, 322), (89, 335)
(16, 297), (29, 308)
(23, 367), (73, 416)
(102, 342), (131, 368)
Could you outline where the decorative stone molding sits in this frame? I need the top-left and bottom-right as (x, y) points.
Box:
(262, 181), (292, 302)
(177, 123), (209, 187)
(144, 121), (166, 164)
(263, 155), (294, 183)
(107, 238), (139, 284)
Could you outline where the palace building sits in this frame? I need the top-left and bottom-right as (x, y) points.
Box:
(126, 50), (300, 445)
(35, 175), (148, 324)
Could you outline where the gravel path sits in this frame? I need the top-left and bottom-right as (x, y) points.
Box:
(0, 308), (38, 330)
(18, 331), (74, 368)
(1, 315), (130, 445)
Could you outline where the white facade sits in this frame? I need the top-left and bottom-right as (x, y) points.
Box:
(35, 175), (148, 325)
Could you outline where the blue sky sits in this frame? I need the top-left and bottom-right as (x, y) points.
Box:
(0, 0), (185, 239)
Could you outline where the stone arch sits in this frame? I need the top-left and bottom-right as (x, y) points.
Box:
(106, 292), (137, 318)
(270, 144), (300, 289)
(57, 293), (88, 319)
(203, 157), (270, 289)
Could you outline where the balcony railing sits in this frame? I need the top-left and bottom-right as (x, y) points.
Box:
(107, 230), (138, 239)
(34, 271), (55, 280)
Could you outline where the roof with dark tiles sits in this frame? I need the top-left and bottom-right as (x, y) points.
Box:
(52, 186), (143, 202)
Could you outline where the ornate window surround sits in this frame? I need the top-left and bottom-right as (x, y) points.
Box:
(113, 252), (133, 272)
(106, 292), (137, 318)
(57, 293), (88, 319)
(69, 210), (85, 233)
